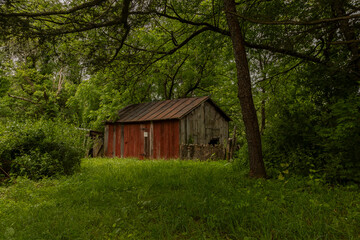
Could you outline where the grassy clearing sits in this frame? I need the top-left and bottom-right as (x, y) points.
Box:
(0, 158), (359, 240)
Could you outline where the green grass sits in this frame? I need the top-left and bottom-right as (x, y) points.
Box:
(0, 158), (359, 239)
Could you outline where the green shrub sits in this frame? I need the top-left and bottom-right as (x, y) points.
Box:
(0, 119), (86, 180)
(263, 95), (360, 184)
(317, 97), (360, 183)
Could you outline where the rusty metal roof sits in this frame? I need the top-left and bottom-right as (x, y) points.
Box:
(112, 96), (230, 123)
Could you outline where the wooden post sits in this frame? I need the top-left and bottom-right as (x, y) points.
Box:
(104, 125), (109, 157)
(226, 138), (232, 161)
(230, 126), (237, 160)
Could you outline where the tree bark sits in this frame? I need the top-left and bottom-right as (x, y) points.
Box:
(258, 54), (266, 135)
(223, 0), (266, 178)
(260, 88), (266, 135)
(331, 0), (360, 82)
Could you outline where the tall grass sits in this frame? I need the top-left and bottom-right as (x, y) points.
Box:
(0, 158), (359, 239)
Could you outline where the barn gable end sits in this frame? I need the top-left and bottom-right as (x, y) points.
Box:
(179, 101), (229, 146)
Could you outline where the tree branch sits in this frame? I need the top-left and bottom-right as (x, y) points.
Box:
(330, 39), (360, 45)
(8, 94), (38, 104)
(130, 10), (230, 36)
(0, 0), (107, 17)
(255, 60), (304, 84)
(0, 166), (11, 179)
(35, 18), (124, 35)
(108, 0), (131, 64)
(168, 55), (188, 99)
(231, 12), (360, 25)
(182, 57), (208, 98)
(131, 10), (323, 63)
(245, 42), (323, 63)
(155, 27), (211, 59)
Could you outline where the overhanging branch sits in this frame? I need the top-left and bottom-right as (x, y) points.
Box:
(130, 10), (230, 36)
(330, 39), (360, 45)
(130, 10), (323, 63)
(34, 19), (124, 35)
(108, 0), (131, 64)
(245, 42), (323, 63)
(231, 12), (360, 25)
(0, 0), (107, 17)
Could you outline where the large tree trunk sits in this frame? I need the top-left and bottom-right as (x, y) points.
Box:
(223, 0), (266, 178)
(331, 0), (360, 83)
(260, 87), (266, 135)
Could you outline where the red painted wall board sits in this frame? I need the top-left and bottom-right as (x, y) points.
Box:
(152, 120), (179, 159)
(123, 123), (144, 159)
(107, 120), (179, 159)
(115, 125), (121, 157)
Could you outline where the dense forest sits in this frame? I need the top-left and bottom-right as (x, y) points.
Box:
(0, 0), (359, 183)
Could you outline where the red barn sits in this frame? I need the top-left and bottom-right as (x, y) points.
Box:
(104, 96), (230, 159)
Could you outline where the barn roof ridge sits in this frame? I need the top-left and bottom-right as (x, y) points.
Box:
(110, 96), (230, 123)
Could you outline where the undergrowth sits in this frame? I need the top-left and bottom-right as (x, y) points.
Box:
(0, 119), (86, 180)
(0, 158), (359, 239)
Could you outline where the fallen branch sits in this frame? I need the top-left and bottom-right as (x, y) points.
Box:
(0, 166), (10, 179)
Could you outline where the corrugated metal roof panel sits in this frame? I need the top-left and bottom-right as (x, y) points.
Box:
(112, 96), (230, 123)
(168, 97), (206, 119)
(147, 98), (180, 120)
(137, 100), (171, 121)
(121, 101), (155, 122)
(153, 98), (192, 120)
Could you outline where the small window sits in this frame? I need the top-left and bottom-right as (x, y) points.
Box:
(209, 138), (219, 146)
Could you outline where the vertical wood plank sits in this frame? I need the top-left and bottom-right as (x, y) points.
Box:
(115, 124), (121, 157)
(107, 125), (113, 157)
(122, 123), (145, 159)
(113, 125), (116, 157)
(104, 125), (109, 156)
(152, 120), (179, 159)
(200, 102), (205, 144)
(121, 124), (124, 158)
(150, 121), (153, 158)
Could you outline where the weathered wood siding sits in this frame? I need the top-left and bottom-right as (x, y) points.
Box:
(105, 124), (114, 157)
(105, 123), (144, 159)
(115, 125), (121, 157)
(104, 125), (109, 156)
(152, 120), (180, 159)
(179, 101), (228, 145)
(105, 121), (179, 159)
(123, 123), (145, 159)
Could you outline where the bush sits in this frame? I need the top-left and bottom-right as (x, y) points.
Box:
(263, 95), (360, 184)
(317, 97), (360, 183)
(0, 119), (86, 180)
